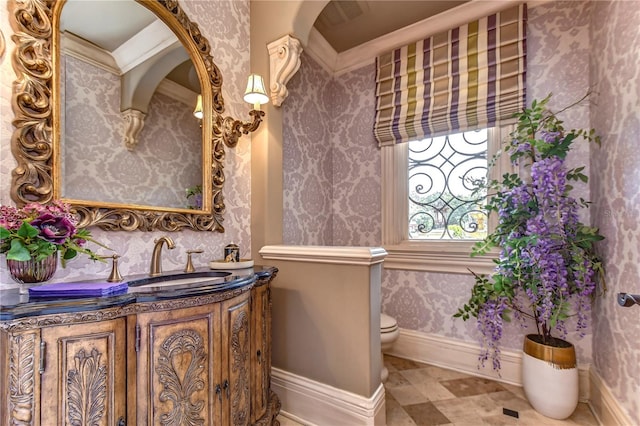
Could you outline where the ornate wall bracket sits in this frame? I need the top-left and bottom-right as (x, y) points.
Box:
(122, 109), (146, 151)
(0, 29), (5, 59)
(267, 35), (302, 107)
(220, 110), (265, 148)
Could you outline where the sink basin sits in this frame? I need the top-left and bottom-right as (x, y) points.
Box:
(127, 271), (233, 291)
(135, 276), (220, 287)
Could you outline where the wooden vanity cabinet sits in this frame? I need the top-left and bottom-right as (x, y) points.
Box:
(251, 280), (271, 423)
(0, 269), (279, 426)
(0, 317), (127, 426)
(134, 292), (252, 425)
(40, 318), (128, 425)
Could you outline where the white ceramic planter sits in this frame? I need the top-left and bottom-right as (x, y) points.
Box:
(521, 334), (578, 420)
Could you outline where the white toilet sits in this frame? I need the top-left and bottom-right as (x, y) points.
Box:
(380, 313), (400, 382)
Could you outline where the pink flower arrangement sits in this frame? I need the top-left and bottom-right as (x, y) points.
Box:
(0, 201), (107, 266)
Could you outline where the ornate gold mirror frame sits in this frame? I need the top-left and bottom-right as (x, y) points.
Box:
(9, 0), (261, 232)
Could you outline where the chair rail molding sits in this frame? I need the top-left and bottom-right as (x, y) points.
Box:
(267, 34), (303, 107)
(259, 245), (388, 265)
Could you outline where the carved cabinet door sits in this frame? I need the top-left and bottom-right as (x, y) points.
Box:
(39, 318), (127, 426)
(135, 292), (250, 426)
(220, 294), (251, 426)
(135, 302), (219, 426)
(250, 282), (271, 423)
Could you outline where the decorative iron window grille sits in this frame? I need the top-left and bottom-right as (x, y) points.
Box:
(408, 129), (488, 240)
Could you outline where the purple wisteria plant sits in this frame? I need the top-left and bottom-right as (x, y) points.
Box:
(0, 201), (107, 267)
(186, 184), (203, 210)
(455, 94), (605, 370)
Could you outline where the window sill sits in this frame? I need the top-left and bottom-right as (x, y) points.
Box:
(382, 241), (497, 275)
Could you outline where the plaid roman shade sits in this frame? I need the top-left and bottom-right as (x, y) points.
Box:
(374, 4), (527, 147)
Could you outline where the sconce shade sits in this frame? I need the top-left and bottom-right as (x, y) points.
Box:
(243, 74), (269, 108)
(193, 94), (203, 119)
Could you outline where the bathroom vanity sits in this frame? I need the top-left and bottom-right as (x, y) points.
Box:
(3, 0), (280, 423)
(0, 267), (279, 425)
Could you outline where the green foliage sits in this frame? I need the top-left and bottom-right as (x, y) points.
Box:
(0, 202), (110, 267)
(454, 93), (605, 369)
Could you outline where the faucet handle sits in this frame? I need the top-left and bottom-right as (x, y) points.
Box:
(184, 249), (204, 273)
(106, 254), (123, 282)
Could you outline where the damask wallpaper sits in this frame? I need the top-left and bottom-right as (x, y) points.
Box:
(282, 55), (334, 245)
(284, 0), (637, 420)
(329, 65), (381, 247)
(283, 57), (381, 246)
(590, 1), (640, 421)
(0, 0), (252, 286)
(284, 0), (595, 362)
(0, 0), (637, 420)
(63, 55), (202, 208)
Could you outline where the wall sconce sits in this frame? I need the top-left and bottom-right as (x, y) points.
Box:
(193, 94), (203, 119)
(221, 73), (268, 148)
(243, 74), (269, 110)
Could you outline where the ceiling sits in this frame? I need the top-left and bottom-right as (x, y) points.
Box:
(62, 1), (469, 55)
(60, 0), (472, 85)
(60, 0), (199, 93)
(60, 0), (157, 52)
(314, 0), (469, 53)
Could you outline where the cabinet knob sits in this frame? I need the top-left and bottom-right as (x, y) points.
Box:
(257, 349), (262, 364)
(215, 384), (222, 402)
(117, 417), (126, 426)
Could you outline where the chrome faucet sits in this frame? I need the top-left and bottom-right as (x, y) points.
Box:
(150, 236), (176, 276)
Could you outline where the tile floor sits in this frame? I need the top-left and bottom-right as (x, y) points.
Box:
(277, 355), (600, 426)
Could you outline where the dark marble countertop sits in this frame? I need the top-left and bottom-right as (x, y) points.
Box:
(0, 265), (277, 322)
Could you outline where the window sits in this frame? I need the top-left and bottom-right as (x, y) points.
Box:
(382, 126), (513, 274)
(408, 129), (488, 241)
(372, 5), (526, 273)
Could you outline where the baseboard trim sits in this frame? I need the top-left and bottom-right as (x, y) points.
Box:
(388, 329), (523, 385)
(388, 329), (591, 401)
(588, 368), (634, 426)
(271, 367), (386, 425)
(272, 330), (632, 426)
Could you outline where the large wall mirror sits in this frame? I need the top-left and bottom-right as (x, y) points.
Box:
(9, 0), (251, 232)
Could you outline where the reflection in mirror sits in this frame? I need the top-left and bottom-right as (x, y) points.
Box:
(11, 0), (263, 232)
(59, 0), (203, 210)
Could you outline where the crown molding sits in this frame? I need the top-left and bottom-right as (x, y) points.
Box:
(112, 19), (179, 74)
(61, 31), (194, 107)
(305, 27), (338, 75)
(61, 31), (120, 74)
(61, 20), (180, 76)
(307, 0), (529, 76)
(156, 78), (197, 107)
